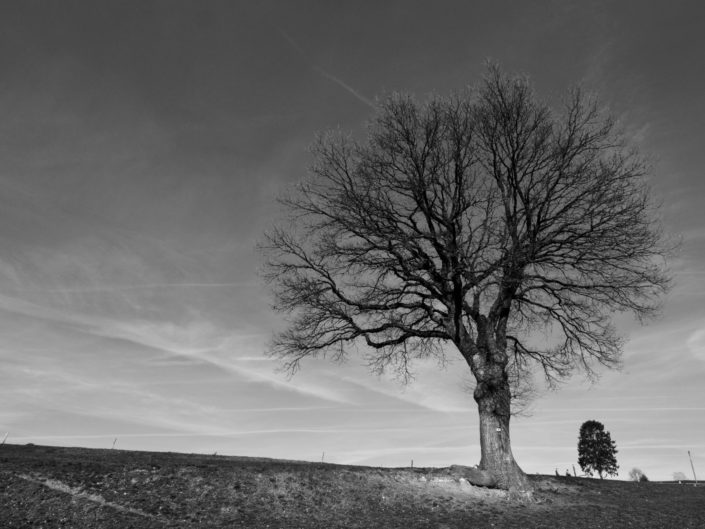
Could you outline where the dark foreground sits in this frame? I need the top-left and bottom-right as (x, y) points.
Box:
(1, 444), (703, 528)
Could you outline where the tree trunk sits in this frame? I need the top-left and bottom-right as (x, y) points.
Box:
(474, 377), (533, 496)
(456, 316), (534, 497)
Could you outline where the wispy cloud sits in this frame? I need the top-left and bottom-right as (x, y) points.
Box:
(336, 357), (475, 413)
(0, 288), (354, 407)
(12, 282), (259, 294)
(541, 407), (705, 413)
(92, 319), (354, 404)
(686, 327), (705, 361)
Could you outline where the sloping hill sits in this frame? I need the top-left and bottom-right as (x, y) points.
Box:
(1, 443), (703, 528)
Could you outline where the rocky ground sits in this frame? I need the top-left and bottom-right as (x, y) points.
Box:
(1, 443), (704, 528)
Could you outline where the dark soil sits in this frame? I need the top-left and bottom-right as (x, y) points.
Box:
(1, 443), (703, 528)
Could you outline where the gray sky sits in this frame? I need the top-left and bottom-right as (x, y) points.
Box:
(1, 0), (704, 480)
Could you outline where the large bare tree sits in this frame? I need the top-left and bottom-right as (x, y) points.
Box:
(261, 66), (670, 494)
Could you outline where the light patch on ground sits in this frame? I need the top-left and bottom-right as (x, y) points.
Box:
(18, 473), (155, 519)
(420, 475), (506, 499)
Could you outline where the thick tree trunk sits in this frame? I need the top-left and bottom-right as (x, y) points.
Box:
(453, 314), (534, 497)
(474, 375), (533, 496)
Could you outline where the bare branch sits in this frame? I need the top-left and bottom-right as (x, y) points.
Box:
(260, 65), (670, 394)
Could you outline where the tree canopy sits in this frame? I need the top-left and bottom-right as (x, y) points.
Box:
(578, 420), (619, 479)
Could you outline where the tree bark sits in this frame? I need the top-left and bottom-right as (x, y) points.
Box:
(454, 316), (534, 497)
(474, 370), (533, 496)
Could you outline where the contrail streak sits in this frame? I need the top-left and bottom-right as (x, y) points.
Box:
(277, 29), (375, 109)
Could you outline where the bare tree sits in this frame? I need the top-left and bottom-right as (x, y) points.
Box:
(261, 65), (670, 494)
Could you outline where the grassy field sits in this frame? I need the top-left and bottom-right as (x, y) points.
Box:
(1, 443), (703, 528)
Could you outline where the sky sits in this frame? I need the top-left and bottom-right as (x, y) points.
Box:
(0, 0), (704, 481)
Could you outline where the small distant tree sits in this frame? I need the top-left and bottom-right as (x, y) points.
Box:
(578, 420), (618, 479)
(673, 471), (687, 482)
(629, 467), (648, 482)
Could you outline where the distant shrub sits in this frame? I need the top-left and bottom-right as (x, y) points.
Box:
(629, 468), (648, 482)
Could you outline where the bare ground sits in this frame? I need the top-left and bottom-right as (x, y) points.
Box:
(1, 444), (703, 528)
